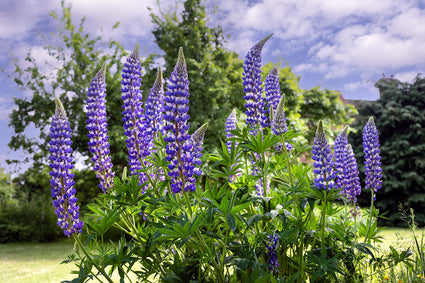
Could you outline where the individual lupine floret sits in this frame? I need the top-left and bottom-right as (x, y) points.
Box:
(121, 45), (149, 181)
(266, 234), (279, 271)
(243, 34), (272, 130)
(342, 144), (361, 202)
(363, 117), (382, 194)
(85, 63), (115, 193)
(334, 126), (348, 190)
(265, 67), (281, 112)
(144, 68), (164, 147)
(49, 97), (83, 236)
(191, 122), (208, 179)
(163, 48), (193, 193)
(225, 109), (237, 150)
(312, 121), (336, 190)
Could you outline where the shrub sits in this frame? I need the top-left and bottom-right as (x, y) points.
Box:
(0, 194), (63, 243)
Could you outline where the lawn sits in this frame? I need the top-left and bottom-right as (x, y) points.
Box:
(379, 227), (425, 251)
(0, 228), (423, 282)
(0, 238), (75, 283)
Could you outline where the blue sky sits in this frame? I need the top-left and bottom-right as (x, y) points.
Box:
(1, 0), (425, 174)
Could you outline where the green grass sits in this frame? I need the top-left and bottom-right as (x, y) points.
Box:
(1, 228), (424, 282)
(378, 227), (425, 251)
(0, 238), (75, 283)
(0, 238), (142, 283)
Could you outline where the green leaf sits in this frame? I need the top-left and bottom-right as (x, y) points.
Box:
(231, 202), (252, 214)
(226, 213), (236, 231)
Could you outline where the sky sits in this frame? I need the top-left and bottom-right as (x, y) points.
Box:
(1, 0), (425, 175)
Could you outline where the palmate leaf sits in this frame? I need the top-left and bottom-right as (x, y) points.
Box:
(156, 213), (205, 243)
(243, 130), (279, 154)
(85, 204), (120, 236)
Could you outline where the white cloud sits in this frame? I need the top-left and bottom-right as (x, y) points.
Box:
(394, 71), (424, 83)
(215, 0), (425, 85)
(66, 0), (180, 42)
(0, 103), (13, 121)
(0, 0), (59, 40)
(344, 81), (365, 91)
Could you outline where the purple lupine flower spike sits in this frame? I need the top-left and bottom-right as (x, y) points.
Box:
(266, 234), (279, 271)
(49, 97), (83, 236)
(191, 122), (208, 179)
(265, 67), (281, 112)
(163, 48), (193, 193)
(334, 126), (348, 190)
(144, 68), (164, 147)
(86, 63), (115, 193)
(312, 121), (336, 190)
(225, 109), (237, 150)
(272, 97), (292, 153)
(343, 144), (361, 202)
(121, 44), (149, 182)
(243, 34), (272, 130)
(271, 94), (288, 136)
(363, 117), (382, 195)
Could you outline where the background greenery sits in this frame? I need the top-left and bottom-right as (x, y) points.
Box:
(350, 76), (425, 226)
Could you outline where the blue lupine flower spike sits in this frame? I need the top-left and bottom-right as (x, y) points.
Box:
(144, 67), (164, 147)
(334, 126), (348, 190)
(163, 47), (193, 193)
(363, 117), (382, 194)
(86, 63), (115, 193)
(225, 109), (237, 150)
(343, 144), (361, 202)
(312, 120), (336, 190)
(121, 44), (149, 183)
(49, 97), (83, 236)
(271, 94), (288, 136)
(265, 67), (281, 113)
(191, 122), (208, 180)
(266, 234), (279, 271)
(243, 34), (273, 130)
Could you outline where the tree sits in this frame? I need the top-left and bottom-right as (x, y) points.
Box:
(0, 168), (15, 207)
(148, 0), (244, 150)
(349, 76), (425, 225)
(7, 0), (157, 172)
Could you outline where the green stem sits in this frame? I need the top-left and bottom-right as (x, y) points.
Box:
(365, 189), (375, 244)
(73, 234), (114, 283)
(195, 230), (224, 283)
(183, 190), (193, 217)
(320, 190), (328, 253)
(280, 137), (293, 187)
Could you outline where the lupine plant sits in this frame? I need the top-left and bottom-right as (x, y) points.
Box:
(49, 97), (83, 237)
(48, 37), (415, 283)
(121, 44), (150, 184)
(265, 67), (281, 114)
(243, 34), (272, 130)
(85, 63), (115, 193)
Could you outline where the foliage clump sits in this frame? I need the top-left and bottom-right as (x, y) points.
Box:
(350, 76), (425, 226)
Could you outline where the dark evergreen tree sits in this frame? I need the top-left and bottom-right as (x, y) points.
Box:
(349, 76), (425, 225)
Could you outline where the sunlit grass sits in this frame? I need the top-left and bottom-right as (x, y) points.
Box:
(0, 228), (424, 282)
(378, 227), (425, 251)
(0, 238), (75, 283)
(0, 238), (143, 283)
